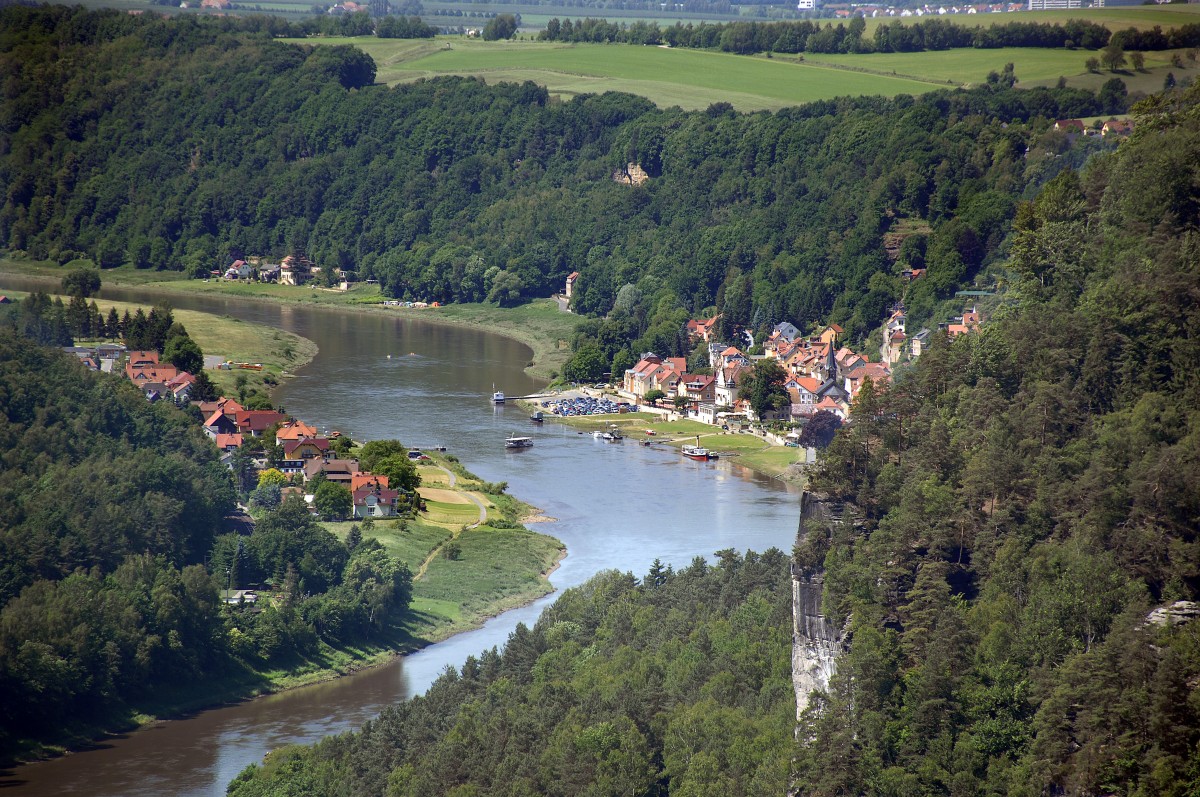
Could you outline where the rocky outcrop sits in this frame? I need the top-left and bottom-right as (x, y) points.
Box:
(792, 492), (848, 719)
(612, 162), (649, 186)
(1145, 600), (1200, 627)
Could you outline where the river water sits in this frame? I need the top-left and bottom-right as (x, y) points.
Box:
(0, 281), (801, 796)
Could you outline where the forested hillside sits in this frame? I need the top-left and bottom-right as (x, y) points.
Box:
(1, 6), (1124, 361)
(792, 82), (1200, 795)
(226, 550), (796, 797)
(0, 329), (413, 760)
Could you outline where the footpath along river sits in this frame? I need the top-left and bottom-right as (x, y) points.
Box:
(0, 283), (802, 796)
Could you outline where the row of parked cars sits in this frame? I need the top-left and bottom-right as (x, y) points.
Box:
(542, 396), (638, 416)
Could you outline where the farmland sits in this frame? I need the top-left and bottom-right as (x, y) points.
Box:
(293, 36), (948, 110)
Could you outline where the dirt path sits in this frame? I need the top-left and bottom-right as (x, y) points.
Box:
(413, 465), (488, 580)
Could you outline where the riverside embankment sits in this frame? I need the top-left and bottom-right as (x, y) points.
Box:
(0, 279), (804, 797)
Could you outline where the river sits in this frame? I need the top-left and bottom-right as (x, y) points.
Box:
(0, 280), (801, 796)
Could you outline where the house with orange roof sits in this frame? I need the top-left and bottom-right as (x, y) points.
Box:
(125, 350), (181, 386)
(677, 373), (716, 408)
(819, 324), (843, 346)
(303, 457), (359, 485)
(275, 420), (318, 445)
(565, 272), (580, 299)
(204, 410), (239, 439)
(686, 315), (721, 343)
(946, 305), (984, 338)
(1102, 119), (1133, 137)
(195, 397), (244, 417)
(165, 372), (197, 405)
(786, 376), (823, 417)
(814, 395), (849, 420)
(215, 433), (244, 452)
(351, 472), (390, 492)
(623, 353), (686, 399)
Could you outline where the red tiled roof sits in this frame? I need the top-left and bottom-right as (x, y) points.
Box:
(351, 473), (390, 492)
(235, 410), (287, 433)
(284, 438), (330, 457)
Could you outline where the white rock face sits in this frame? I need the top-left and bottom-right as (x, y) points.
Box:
(792, 573), (842, 718)
(792, 494), (846, 720)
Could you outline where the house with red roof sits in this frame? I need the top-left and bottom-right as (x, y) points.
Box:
(623, 353), (687, 399)
(565, 272), (580, 299)
(204, 409), (239, 439)
(125, 350), (181, 386)
(215, 433), (244, 452)
(686, 315), (721, 343)
(195, 397), (244, 417)
(283, 438), (330, 460)
(353, 484), (400, 518)
(844, 362), (893, 403)
(303, 457), (359, 485)
(235, 410), (287, 437)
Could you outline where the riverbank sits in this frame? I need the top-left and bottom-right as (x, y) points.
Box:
(527, 397), (809, 483)
(1, 288), (319, 400)
(0, 259), (580, 379)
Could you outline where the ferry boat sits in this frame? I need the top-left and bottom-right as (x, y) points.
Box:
(681, 435), (718, 460)
(505, 434), (534, 449)
(492, 385), (505, 404)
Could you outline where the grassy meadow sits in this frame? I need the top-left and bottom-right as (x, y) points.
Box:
(543, 408), (807, 480)
(296, 2), (1200, 112)
(301, 36), (948, 110)
(325, 455), (565, 643)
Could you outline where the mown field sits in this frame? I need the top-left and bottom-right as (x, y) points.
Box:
(291, 36), (945, 109)
(801, 45), (1200, 93)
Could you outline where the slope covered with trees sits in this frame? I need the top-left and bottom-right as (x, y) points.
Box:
(226, 550), (795, 797)
(793, 82), (1200, 795)
(2, 6), (1124, 362)
(0, 326), (412, 760)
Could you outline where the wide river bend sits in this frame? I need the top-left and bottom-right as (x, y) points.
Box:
(0, 282), (801, 796)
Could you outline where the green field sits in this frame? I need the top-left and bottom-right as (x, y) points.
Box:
(801, 46), (1200, 93)
(294, 37), (947, 110)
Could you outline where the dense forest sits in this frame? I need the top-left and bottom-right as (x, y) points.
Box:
(538, 16), (1118, 54)
(198, 77), (1200, 797)
(789, 82), (1200, 794)
(0, 327), (413, 759)
(1, 5), (1127, 369)
(226, 550), (796, 797)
